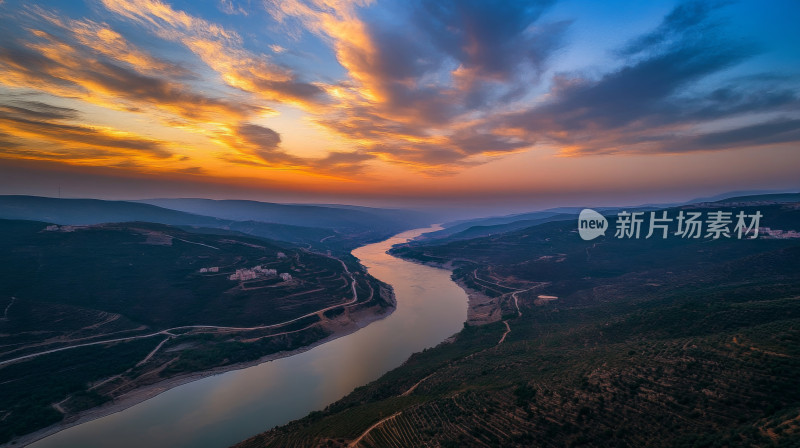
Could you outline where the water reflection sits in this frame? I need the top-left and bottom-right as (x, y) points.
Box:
(30, 226), (468, 448)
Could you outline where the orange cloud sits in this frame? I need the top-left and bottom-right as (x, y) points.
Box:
(0, 27), (260, 124)
(99, 0), (326, 107)
(0, 100), (173, 166)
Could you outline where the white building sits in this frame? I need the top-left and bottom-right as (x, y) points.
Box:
(229, 269), (258, 281)
(229, 266), (278, 281)
(280, 272), (292, 281)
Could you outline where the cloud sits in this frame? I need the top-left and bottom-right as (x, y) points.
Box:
(619, 0), (728, 57)
(35, 10), (194, 79)
(0, 20), (260, 123)
(0, 100), (172, 162)
(176, 166), (207, 174)
(308, 150), (374, 175)
(0, 1), (375, 177)
(219, 122), (375, 174)
(269, 0), (800, 168)
(267, 0), (566, 170)
(493, 0), (800, 156)
(99, 0), (326, 105)
(218, 0), (248, 16)
(233, 122), (297, 164)
(414, 1), (561, 82)
(3, 0), (797, 180)
(0, 100), (79, 121)
(667, 118), (800, 152)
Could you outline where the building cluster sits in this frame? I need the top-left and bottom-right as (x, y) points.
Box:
(228, 265), (292, 282)
(758, 227), (800, 239)
(277, 252), (287, 259)
(198, 267), (219, 273)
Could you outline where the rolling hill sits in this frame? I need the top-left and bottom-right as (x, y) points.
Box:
(138, 198), (430, 233)
(0, 196), (431, 253)
(0, 218), (393, 444)
(234, 199), (800, 447)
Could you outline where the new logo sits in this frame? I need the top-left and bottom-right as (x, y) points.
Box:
(578, 209), (608, 240)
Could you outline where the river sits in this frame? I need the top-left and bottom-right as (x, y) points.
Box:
(29, 225), (468, 448)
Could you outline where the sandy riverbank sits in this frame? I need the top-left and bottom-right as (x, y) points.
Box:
(386, 253), (503, 326)
(5, 292), (395, 448)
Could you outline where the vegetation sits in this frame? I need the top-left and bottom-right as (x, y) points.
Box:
(0, 218), (393, 444)
(234, 201), (800, 447)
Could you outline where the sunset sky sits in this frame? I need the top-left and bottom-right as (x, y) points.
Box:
(0, 0), (798, 212)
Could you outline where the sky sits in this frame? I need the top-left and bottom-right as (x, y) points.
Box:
(0, 0), (798, 213)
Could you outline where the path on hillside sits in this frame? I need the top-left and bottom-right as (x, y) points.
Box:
(0, 254), (359, 367)
(349, 412), (402, 447)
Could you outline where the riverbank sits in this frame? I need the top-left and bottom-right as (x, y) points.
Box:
(385, 254), (502, 326)
(17, 224), (469, 448)
(5, 290), (395, 448)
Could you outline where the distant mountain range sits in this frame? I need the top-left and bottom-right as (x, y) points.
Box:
(424, 192), (799, 243)
(0, 196), (432, 252)
(137, 198), (429, 232)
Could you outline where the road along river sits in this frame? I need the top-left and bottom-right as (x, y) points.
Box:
(28, 226), (468, 448)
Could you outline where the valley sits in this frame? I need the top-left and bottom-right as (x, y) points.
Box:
(234, 198), (800, 447)
(0, 218), (394, 445)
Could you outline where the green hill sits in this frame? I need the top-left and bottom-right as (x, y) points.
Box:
(0, 218), (392, 444)
(234, 202), (800, 447)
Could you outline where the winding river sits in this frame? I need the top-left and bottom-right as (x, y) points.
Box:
(29, 226), (468, 448)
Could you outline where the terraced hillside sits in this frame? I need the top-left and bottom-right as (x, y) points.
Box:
(234, 201), (800, 447)
(0, 219), (393, 444)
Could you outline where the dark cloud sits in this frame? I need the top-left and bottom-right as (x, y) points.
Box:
(309, 150), (374, 175)
(511, 39), (756, 133)
(493, 0), (800, 156)
(416, 0), (560, 80)
(378, 144), (473, 170)
(669, 118), (800, 152)
(619, 0), (729, 57)
(247, 78), (325, 103)
(335, 0), (565, 121)
(449, 130), (529, 155)
(232, 123), (306, 165)
(2, 101), (80, 120)
(311, 0), (567, 168)
(89, 58), (260, 119)
(176, 166), (206, 174)
(237, 123), (281, 150)
(227, 123), (373, 174)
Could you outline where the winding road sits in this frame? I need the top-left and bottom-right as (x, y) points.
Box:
(0, 255), (360, 368)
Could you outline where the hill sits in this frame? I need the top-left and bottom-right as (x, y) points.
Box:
(139, 198), (430, 233)
(233, 201), (800, 447)
(0, 196), (430, 253)
(714, 192), (800, 204)
(0, 219), (393, 444)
